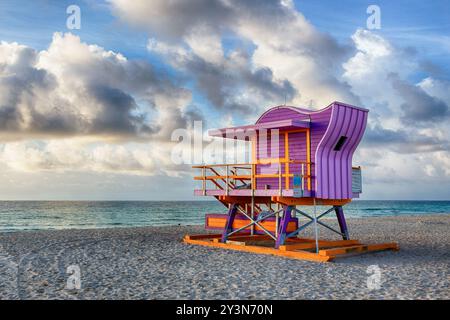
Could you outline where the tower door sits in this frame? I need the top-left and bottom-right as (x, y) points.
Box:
(286, 130), (308, 190)
(254, 131), (287, 190)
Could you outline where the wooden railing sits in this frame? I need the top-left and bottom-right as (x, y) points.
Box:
(193, 160), (313, 196)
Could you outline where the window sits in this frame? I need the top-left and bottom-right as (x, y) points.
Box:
(333, 136), (348, 151)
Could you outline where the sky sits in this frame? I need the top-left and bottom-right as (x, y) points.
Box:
(0, 0), (449, 200)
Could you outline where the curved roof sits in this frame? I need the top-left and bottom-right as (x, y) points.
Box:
(255, 101), (369, 124)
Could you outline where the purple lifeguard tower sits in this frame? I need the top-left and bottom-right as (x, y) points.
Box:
(185, 102), (398, 262)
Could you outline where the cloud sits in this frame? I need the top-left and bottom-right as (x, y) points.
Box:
(417, 77), (450, 105)
(0, 33), (204, 178)
(354, 147), (450, 200)
(109, 0), (233, 40)
(0, 33), (196, 141)
(342, 29), (416, 115)
(391, 77), (449, 125)
(363, 124), (449, 153)
(0, 139), (189, 177)
(148, 40), (296, 114)
(343, 29), (450, 136)
(112, 0), (357, 114)
(341, 27), (450, 189)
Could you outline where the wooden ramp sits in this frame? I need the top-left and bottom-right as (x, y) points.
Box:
(183, 234), (399, 263)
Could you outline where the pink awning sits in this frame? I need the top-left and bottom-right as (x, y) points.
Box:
(208, 119), (310, 140)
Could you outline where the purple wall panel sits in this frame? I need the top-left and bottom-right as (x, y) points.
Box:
(343, 111), (368, 197)
(315, 103), (368, 199)
(308, 107), (332, 195)
(249, 102), (368, 199)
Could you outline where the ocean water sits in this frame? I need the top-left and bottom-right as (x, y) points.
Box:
(0, 200), (449, 232)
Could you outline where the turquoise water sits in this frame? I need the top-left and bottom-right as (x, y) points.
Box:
(0, 200), (449, 232)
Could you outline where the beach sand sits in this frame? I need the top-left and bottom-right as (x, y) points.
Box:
(0, 214), (449, 300)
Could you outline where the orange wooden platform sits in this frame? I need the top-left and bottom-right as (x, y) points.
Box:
(205, 213), (298, 234)
(183, 233), (399, 262)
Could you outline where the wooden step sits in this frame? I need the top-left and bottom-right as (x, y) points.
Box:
(184, 234), (222, 241)
(184, 237), (332, 262)
(225, 240), (246, 246)
(279, 239), (360, 251)
(212, 234), (271, 243)
(319, 243), (399, 257)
